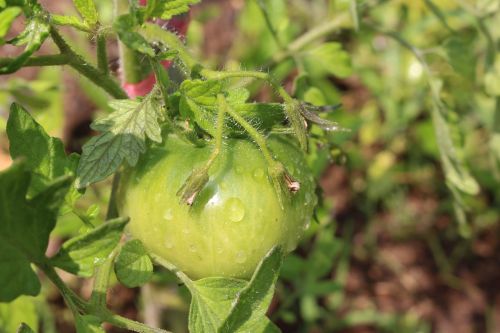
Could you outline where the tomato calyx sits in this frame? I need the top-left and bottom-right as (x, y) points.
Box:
(267, 162), (300, 209)
(176, 165), (210, 205)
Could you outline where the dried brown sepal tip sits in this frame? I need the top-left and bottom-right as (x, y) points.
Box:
(284, 172), (300, 193)
(176, 167), (209, 206)
(298, 102), (349, 132)
(269, 163), (301, 210)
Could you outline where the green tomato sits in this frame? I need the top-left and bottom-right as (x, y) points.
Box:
(118, 135), (317, 279)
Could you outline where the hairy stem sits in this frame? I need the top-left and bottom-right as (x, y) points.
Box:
(106, 172), (121, 220)
(38, 262), (87, 314)
(97, 34), (109, 75)
(0, 54), (70, 67)
(222, 97), (276, 167)
(49, 28), (128, 99)
(89, 248), (119, 309)
(101, 310), (173, 333)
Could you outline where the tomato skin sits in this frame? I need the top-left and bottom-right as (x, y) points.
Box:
(118, 135), (317, 279)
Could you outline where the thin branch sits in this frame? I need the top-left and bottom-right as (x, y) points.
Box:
(50, 28), (128, 99)
(97, 34), (109, 75)
(0, 54), (70, 68)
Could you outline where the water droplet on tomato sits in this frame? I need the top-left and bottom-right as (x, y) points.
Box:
(236, 251), (247, 263)
(189, 244), (197, 253)
(225, 198), (245, 222)
(235, 166), (244, 174)
(253, 168), (265, 180)
(163, 208), (173, 221)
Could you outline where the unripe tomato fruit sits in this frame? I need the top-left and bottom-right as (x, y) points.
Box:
(118, 135), (317, 279)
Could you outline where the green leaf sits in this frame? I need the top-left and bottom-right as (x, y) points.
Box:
(218, 246), (284, 333)
(17, 323), (35, 333)
(303, 42), (352, 78)
(183, 247), (283, 333)
(72, 0), (98, 26)
(114, 239), (154, 287)
(0, 297), (38, 332)
(75, 315), (105, 333)
(51, 14), (91, 32)
(76, 92), (164, 188)
(179, 79), (224, 136)
(7, 103), (75, 197)
(0, 16), (50, 74)
(114, 14), (155, 56)
(0, 162), (71, 301)
(49, 217), (128, 277)
(0, 7), (22, 44)
(145, 0), (200, 20)
(187, 278), (279, 333)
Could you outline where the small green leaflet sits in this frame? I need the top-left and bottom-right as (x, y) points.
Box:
(185, 247), (283, 333)
(114, 239), (154, 288)
(114, 14), (155, 57)
(76, 92), (164, 188)
(7, 103), (77, 197)
(0, 16), (50, 74)
(179, 79), (223, 136)
(51, 14), (91, 32)
(145, 0), (200, 20)
(0, 6), (22, 44)
(0, 162), (71, 302)
(218, 246), (284, 333)
(49, 218), (128, 277)
(72, 0), (98, 26)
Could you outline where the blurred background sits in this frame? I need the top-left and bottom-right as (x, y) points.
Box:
(1, 0), (499, 332)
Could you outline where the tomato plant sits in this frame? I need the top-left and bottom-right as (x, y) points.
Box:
(0, 0), (345, 331)
(2, 0), (495, 331)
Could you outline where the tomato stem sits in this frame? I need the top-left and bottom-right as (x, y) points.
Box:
(89, 247), (120, 309)
(49, 28), (128, 99)
(96, 33), (109, 75)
